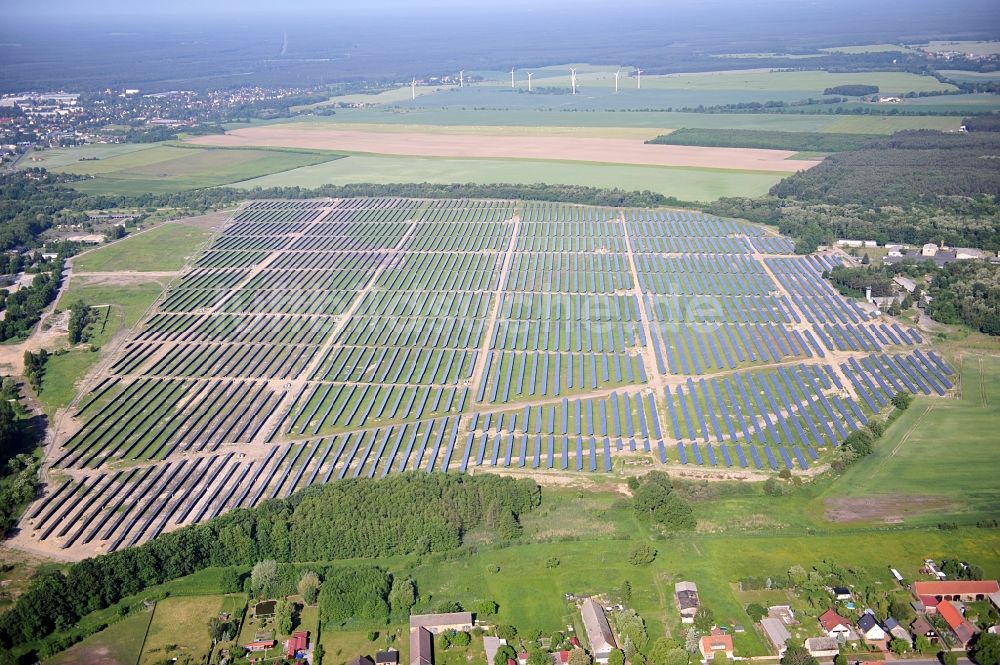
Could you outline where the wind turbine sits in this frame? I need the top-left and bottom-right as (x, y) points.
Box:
(570, 67), (577, 95)
(511, 68), (515, 89)
(614, 68), (621, 93)
(459, 70), (464, 88)
(527, 72), (534, 92)
(636, 68), (643, 89)
(411, 78), (416, 100)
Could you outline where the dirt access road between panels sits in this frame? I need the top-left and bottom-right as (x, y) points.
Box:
(190, 127), (820, 172)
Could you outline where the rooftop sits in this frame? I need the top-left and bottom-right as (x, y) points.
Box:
(580, 599), (617, 655)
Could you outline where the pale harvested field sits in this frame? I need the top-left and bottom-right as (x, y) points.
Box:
(191, 127), (819, 172)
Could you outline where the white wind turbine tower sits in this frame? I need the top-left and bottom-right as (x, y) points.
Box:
(411, 78), (416, 100)
(527, 72), (534, 92)
(570, 67), (577, 95)
(636, 67), (643, 89)
(511, 68), (515, 89)
(614, 68), (621, 93)
(459, 70), (464, 88)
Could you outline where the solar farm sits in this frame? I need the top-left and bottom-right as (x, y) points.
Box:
(18, 198), (955, 557)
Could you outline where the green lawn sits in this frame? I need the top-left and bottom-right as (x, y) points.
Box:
(37, 348), (102, 417)
(46, 607), (153, 665)
(19, 143), (157, 170)
(820, 44), (920, 54)
(141, 596), (231, 664)
(59, 279), (169, 329)
(72, 222), (216, 272)
(230, 154), (785, 202)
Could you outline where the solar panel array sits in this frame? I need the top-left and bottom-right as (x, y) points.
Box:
(21, 198), (952, 556)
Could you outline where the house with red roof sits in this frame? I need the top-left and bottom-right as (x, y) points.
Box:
(913, 580), (999, 603)
(286, 631), (309, 659)
(245, 639), (276, 652)
(819, 609), (853, 640)
(938, 601), (979, 647)
(699, 629), (734, 661)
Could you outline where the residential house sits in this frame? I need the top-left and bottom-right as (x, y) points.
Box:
(858, 614), (886, 641)
(831, 587), (852, 601)
(581, 598), (618, 664)
(676, 582), (700, 624)
(913, 580), (1000, 603)
(484, 637), (507, 665)
(699, 629), (734, 661)
(376, 650), (400, 665)
(759, 618), (791, 656)
(349, 657), (375, 665)
(411, 627), (433, 665)
(819, 609), (853, 641)
(884, 618), (910, 642)
(938, 601), (979, 648)
(804, 637), (840, 658)
(286, 631), (309, 660)
(245, 639), (276, 652)
(909, 616), (936, 643)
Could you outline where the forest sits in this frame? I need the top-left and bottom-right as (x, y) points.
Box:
(0, 473), (541, 651)
(925, 261), (1000, 335)
(770, 131), (1000, 206)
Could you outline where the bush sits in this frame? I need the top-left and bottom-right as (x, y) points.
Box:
(629, 543), (657, 566)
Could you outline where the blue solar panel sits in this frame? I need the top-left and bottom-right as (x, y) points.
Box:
(749, 445), (763, 469)
(678, 442), (688, 465)
(764, 446), (779, 470)
(735, 444), (748, 468)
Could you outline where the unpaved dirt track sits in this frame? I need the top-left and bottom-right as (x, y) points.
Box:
(190, 128), (820, 172)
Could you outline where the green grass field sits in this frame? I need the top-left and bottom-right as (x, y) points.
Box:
(72, 222), (216, 273)
(46, 607), (153, 665)
(140, 596), (232, 665)
(44, 143), (341, 195)
(37, 348), (103, 417)
(231, 154), (785, 201)
(19, 143), (156, 170)
(818, 350), (1000, 520)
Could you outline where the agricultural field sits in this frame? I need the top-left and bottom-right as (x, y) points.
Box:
(13, 197), (964, 562)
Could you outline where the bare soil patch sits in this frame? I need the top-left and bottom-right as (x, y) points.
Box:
(824, 495), (957, 523)
(190, 127), (819, 172)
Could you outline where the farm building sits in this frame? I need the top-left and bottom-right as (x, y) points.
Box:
(938, 601), (979, 647)
(819, 609), (853, 640)
(804, 637), (840, 658)
(411, 627), (433, 665)
(410, 612), (474, 633)
(912, 580), (1000, 602)
(580, 598), (618, 663)
(699, 630), (734, 661)
(675, 582), (700, 623)
(759, 618), (791, 656)
(857, 613), (886, 641)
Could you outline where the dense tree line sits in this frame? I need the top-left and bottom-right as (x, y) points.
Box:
(963, 115), (1000, 132)
(0, 473), (541, 650)
(646, 129), (881, 152)
(318, 566), (391, 626)
(123, 123), (225, 143)
(823, 84), (879, 96)
(0, 376), (37, 536)
(925, 261), (1000, 335)
(67, 300), (95, 345)
(0, 258), (63, 342)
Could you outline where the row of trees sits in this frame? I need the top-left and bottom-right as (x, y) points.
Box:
(0, 258), (62, 342)
(21, 350), (47, 394)
(629, 472), (696, 531)
(67, 301), (96, 345)
(0, 375), (38, 535)
(0, 473), (541, 649)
